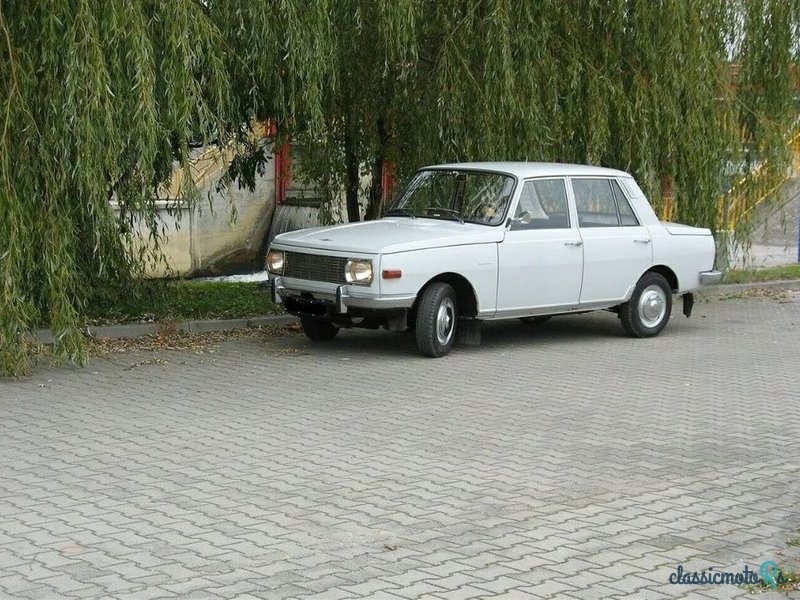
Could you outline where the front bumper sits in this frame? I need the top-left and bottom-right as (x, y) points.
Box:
(699, 270), (723, 285)
(270, 276), (416, 315)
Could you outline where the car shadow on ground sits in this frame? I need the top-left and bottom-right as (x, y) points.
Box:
(274, 310), (695, 359)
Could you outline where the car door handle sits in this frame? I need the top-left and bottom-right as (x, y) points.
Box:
(634, 238), (651, 244)
(564, 240), (583, 246)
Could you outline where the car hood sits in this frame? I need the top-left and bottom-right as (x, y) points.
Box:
(272, 217), (504, 254)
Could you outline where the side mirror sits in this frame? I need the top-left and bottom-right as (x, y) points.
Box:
(512, 211), (532, 226)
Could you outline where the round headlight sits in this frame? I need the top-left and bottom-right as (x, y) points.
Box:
(345, 259), (373, 285)
(266, 250), (285, 274)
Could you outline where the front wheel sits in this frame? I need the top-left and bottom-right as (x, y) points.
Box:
(300, 316), (339, 341)
(415, 283), (457, 357)
(619, 272), (672, 337)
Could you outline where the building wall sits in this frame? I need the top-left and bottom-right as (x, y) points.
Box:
(118, 139), (378, 278)
(116, 147), (277, 278)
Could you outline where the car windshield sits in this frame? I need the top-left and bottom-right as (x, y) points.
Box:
(386, 170), (515, 225)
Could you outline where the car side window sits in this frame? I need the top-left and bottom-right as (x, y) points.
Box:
(513, 179), (570, 229)
(573, 178), (620, 227)
(610, 180), (640, 226)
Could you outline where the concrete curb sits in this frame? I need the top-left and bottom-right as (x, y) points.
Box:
(32, 279), (800, 343)
(35, 314), (299, 344)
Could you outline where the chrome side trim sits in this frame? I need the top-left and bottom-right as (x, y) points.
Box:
(488, 300), (619, 320)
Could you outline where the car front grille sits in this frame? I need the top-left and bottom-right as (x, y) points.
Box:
(283, 251), (348, 284)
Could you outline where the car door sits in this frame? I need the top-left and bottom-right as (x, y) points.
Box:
(495, 178), (584, 315)
(571, 177), (653, 304)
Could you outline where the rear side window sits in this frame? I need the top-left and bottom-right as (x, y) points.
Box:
(573, 179), (619, 227)
(611, 180), (640, 226)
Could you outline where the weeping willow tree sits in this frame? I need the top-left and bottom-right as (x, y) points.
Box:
(0, 0), (334, 376)
(397, 0), (737, 229)
(1, 0), (798, 376)
(289, 0), (418, 223)
(0, 0), (230, 376)
(724, 0), (800, 244)
(298, 0), (798, 230)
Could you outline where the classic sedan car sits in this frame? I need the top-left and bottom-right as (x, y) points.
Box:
(266, 162), (721, 357)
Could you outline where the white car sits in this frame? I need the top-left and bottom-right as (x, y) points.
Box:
(266, 162), (721, 357)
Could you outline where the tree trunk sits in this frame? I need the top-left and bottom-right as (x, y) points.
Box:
(343, 123), (360, 223)
(366, 117), (389, 220)
(366, 156), (384, 221)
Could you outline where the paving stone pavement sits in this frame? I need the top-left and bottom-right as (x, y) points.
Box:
(1, 293), (800, 600)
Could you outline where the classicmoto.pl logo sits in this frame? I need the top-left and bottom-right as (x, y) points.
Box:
(668, 561), (786, 589)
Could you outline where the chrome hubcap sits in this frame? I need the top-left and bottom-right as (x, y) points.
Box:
(637, 284), (667, 328)
(436, 298), (456, 345)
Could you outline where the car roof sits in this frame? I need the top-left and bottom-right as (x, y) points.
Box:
(422, 161), (632, 179)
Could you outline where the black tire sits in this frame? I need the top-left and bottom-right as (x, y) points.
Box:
(300, 316), (339, 341)
(519, 315), (552, 324)
(415, 282), (457, 357)
(619, 272), (673, 338)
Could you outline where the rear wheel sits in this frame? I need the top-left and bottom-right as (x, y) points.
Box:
(300, 316), (339, 341)
(415, 283), (457, 357)
(619, 272), (672, 337)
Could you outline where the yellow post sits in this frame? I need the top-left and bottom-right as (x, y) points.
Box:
(660, 175), (676, 222)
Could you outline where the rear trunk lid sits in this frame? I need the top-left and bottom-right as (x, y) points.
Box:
(662, 222), (712, 236)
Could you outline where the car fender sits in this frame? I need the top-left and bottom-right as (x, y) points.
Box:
(378, 244), (497, 316)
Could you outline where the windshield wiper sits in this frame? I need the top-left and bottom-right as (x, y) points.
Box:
(384, 208), (416, 218)
(424, 207), (464, 223)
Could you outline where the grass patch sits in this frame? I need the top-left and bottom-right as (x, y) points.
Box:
(723, 263), (800, 284)
(744, 569), (800, 593)
(86, 280), (283, 325)
(741, 531), (800, 593)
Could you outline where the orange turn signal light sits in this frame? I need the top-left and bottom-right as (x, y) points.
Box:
(382, 269), (402, 280)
